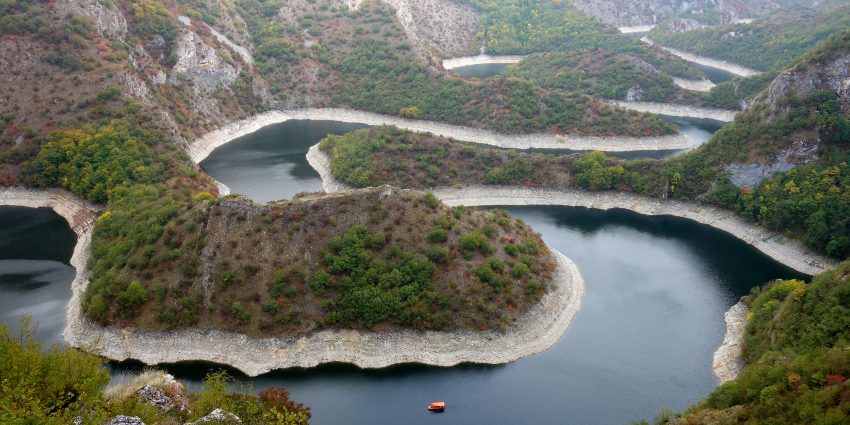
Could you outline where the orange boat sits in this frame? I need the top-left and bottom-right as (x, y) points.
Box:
(427, 401), (446, 412)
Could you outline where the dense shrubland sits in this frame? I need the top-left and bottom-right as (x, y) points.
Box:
(703, 73), (778, 110)
(665, 262), (850, 424)
(0, 320), (310, 424)
(647, 3), (850, 71)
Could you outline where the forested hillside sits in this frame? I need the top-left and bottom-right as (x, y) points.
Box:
(647, 2), (850, 71)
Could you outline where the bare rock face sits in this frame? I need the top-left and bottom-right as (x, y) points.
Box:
(571, 0), (793, 27)
(664, 17), (701, 33)
(108, 416), (145, 425)
(764, 53), (850, 114)
(60, 0), (128, 41)
(170, 31), (239, 94)
(344, 0), (479, 59)
(725, 140), (818, 188)
(625, 85), (643, 102)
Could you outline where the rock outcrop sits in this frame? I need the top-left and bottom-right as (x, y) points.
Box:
(187, 409), (241, 424)
(764, 52), (850, 114)
(712, 301), (749, 384)
(108, 416), (145, 425)
(136, 385), (173, 411)
(170, 31), (239, 94)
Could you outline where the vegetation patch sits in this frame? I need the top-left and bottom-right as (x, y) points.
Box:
(83, 187), (556, 334)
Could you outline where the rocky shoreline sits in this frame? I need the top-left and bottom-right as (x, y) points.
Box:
(442, 54), (524, 69)
(65, 235), (584, 376)
(307, 146), (836, 276)
(712, 301), (749, 383)
(188, 108), (693, 163)
(607, 100), (737, 122)
(641, 37), (761, 77)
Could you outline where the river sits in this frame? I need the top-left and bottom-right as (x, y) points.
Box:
(0, 118), (809, 424)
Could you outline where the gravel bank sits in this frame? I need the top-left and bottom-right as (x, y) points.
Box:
(607, 100), (737, 122)
(189, 108), (693, 163)
(442, 54), (524, 69)
(641, 37), (761, 77)
(618, 25), (656, 34)
(307, 147), (836, 276)
(672, 77), (716, 92)
(712, 301), (749, 384)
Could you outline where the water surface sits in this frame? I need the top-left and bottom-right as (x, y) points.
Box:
(0, 206), (76, 345)
(451, 63), (511, 78)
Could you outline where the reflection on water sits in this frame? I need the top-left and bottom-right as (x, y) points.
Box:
(0, 206), (76, 345)
(451, 63), (510, 78)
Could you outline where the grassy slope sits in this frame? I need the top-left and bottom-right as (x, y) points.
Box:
(647, 2), (850, 71)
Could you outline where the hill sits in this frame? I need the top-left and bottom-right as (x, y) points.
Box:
(647, 2), (850, 72)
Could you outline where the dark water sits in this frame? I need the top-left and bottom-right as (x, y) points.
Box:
(200, 120), (369, 203)
(0, 206), (76, 345)
(699, 64), (737, 84)
(181, 122), (809, 424)
(452, 63), (510, 79)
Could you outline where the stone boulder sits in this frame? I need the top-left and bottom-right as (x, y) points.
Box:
(108, 416), (145, 425)
(186, 408), (242, 424)
(136, 385), (173, 410)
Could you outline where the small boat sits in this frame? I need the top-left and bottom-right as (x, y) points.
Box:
(427, 401), (446, 412)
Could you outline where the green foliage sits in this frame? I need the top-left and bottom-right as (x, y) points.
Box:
(84, 185), (190, 324)
(459, 230), (492, 255)
(574, 151), (624, 191)
(704, 73), (777, 110)
(28, 121), (167, 203)
(648, 5), (850, 71)
(0, 319), (110, 424)
(685, 262), (850, 423)
(462, 0), (701, 78)
(331, 40), (676, 136)
(132, 0), (177, 41)
(321, 225), (446, 329)
(508, 50), (678, 102)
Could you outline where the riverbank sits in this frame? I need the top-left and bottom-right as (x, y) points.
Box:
(65, 237), (584, 376)
(672, 77), (716, 92)
(641, 37), (761, 77)
(618, 25), (656, 34)
(442, 55), (524, 69)
(0, 187), (100, 236)
(607, 100), (737, 122)
(188, 108), (693, 164)
(712, 301), (749, 384)
(307, 146), (836, 275)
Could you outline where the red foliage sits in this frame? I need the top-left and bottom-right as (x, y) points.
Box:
(258, 387), (311, 418)
(826, 374), (846, 386)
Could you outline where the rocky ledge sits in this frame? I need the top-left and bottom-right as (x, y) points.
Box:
(712, 301), (749, 383)
(189, 108), (693, 163)
(672, 77), (716, 92)
(641, 37), (761, 77)
(307, 146), (836, 276)
(442, 54), (525, 69)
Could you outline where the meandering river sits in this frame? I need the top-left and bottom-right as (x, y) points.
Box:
(2, 119), (808, 424)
